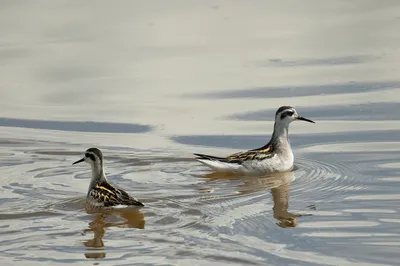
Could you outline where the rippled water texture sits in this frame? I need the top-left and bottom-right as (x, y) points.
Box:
(1, 1), (400, 265)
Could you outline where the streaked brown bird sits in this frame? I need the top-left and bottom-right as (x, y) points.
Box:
(73, 148), (144, 209)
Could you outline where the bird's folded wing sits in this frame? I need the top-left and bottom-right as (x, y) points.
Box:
(194, 144), (275, 165)
(227, 149), (275, 163)
(89, 184), (120, 206)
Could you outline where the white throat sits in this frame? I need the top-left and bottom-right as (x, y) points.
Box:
(272, 121), (290, 144)
(271, 120), (294, 170)
(88, 162), (107, 190)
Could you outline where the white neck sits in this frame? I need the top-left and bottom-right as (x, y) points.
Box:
(271, 122), (291, 151)
(88, 163), (107, 193)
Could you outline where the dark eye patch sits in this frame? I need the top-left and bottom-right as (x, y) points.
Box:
(85, 153), (96, 161)
(280, 110), (294, 119)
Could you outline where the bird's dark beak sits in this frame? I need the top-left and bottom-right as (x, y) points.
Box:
(297, 116), (315, 123)
(72, 158), (85, 165)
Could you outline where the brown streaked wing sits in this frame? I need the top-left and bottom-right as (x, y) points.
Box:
(96, 182), (144, 207)
(226, 145), (275, 163)
(250, 142), (273, 152)
(89, 184), (120, 207)
(256, 145), (272, 153)
(99, 182), (121, 194)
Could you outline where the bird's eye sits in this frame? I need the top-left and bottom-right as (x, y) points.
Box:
(85, 153), (96, 161)
(280, 110), (294, 120)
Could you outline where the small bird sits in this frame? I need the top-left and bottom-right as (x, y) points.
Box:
(194, 106), (315, 174)
(73, 148), (144, 209)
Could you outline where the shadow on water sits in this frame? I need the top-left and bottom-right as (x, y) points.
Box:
(229, 102), (400, 121)
(187, 80), (400, 99)
(257, 54), (378, 67)
(172, 129), (400, 150)
(83, 208), (145, 259)
(0, 118), (152, 133)
(199, 171), (311, 228)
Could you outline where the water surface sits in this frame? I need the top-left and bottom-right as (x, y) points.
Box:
(1, 1), (400, 265)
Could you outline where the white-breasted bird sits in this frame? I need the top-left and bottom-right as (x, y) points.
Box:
(194, 106), (315, 174)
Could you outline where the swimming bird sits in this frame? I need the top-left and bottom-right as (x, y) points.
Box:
(194, 106), (315, 174)
(73, 148), (144, 209)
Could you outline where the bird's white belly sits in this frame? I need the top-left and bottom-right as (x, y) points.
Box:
(240, 153), (294, 174)
(197, 151), (294, 174)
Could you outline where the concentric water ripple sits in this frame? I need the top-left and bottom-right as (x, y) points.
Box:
(292, 157), (366, 202)
(1, 137), (400, 265)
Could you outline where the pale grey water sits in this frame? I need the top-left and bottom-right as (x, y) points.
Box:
(1, 1), (400, 265)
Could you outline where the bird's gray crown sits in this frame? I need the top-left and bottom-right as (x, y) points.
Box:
(85, 147), (103, 161)
(275, 106), (294, 116)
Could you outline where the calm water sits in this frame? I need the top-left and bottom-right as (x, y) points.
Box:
(1, 1), (400, 265)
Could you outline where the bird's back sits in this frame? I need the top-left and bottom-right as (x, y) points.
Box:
(87, 181), (144, 209)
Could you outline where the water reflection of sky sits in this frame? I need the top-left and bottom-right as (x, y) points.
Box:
(1, 1), (400, 265)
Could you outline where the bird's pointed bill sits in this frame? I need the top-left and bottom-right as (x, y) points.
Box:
(73, 158), (85, 165)
(297, 116), (315, 123)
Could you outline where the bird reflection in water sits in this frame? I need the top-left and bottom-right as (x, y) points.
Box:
(201, 170), (311, 228)
(83, 208), (145, 259)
